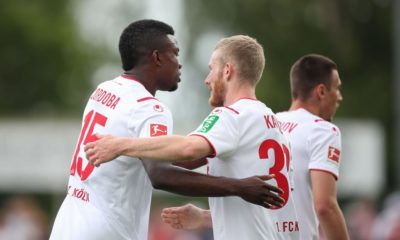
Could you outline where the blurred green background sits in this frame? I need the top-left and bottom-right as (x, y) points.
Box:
(0, 0), (398, 239)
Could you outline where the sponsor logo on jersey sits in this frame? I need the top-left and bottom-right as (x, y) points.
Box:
(150, 124), (168, 136)
(197, 115), (219, 133)
(328, 146), (340, 163)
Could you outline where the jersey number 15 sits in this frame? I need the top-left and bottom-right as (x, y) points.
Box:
(70, 110), (108, 181)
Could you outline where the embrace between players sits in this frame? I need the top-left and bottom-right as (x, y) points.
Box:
(50, 19), (349, 240)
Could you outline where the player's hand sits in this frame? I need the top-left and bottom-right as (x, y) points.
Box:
(237, 174), (285, 209)
(161, 204), (211, 230)
(84, 134), (121, 166)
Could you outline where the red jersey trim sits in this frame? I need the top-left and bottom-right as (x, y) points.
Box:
(224, 106), (239, 115)
(189, 134), (216, 158)
(137, 97), (158, 102)
(120, 75), (158, 103)
(309, 168), (338, 181)
(314, 118), (326, 123)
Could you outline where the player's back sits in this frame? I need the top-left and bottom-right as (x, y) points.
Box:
(277, 108), (341, 240)
(50, 75), (172, 240)
(196, 99), (299, 240)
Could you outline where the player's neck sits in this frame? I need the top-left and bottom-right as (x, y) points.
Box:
(289, 100), (320, 116)
(123, 70), (157, 96)
(224, 85), (256, 106)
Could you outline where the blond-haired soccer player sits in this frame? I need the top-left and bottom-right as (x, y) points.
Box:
(159, 54), (350, 240)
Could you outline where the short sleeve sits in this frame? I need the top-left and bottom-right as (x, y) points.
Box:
(128, 100), (173, 138)
(190, 107), (239, 157)
(308, 123), (342, 180)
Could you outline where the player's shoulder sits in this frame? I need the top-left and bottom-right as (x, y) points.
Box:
(113, 75), (169, 111)
(128, 97), (172, 128)
(224, 98), (269, 115)
(95, 75), (140, 97)
(205, 107), (237, 123)
(276, 109), (305, 125)
(97, 75), (128, 88)
(293, 109), (339, 129)
(210, 102), (252, 122)
(135, 96), (170, 115)
(221, 105), (240, 115)
(281, 109), (340, 133)
(275, 110), (289, 119)
(202, 107), (239, 129)
(306, 118), (341, 142)
(312, 117), (340, 132)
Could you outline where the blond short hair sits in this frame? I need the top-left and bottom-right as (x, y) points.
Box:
(214, 35), (265, 85)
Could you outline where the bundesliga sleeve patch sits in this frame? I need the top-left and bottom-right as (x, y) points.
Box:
(150, 124), (168, 136)
(327, 146), (340, 163)
(197, 115), (219, 133)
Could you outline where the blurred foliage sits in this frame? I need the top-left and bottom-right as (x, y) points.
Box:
(182, 0), (395, 189)
(0, 0), (395, 187)
(183, 0), (392, 121)
(0, 0), (103, 116)
(0, 0), (391, 120)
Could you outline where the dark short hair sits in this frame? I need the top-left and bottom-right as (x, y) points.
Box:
(290, 54), (337, 100)
(119, 19), (174, 71)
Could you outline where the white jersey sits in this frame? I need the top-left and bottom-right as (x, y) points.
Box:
(50, 75), (173, 240)
(276, 108), (341, 240)
(191, 98), (299, 240)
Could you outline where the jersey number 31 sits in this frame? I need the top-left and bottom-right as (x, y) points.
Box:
(259, 139), (290, 209)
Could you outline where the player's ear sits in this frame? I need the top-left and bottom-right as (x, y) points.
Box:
(151, 50), (162, 67)
(224, 63), (234, 81)
(315, 84), (326, 99)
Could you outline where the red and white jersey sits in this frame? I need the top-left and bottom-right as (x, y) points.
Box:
(50, 75), (172, 240)
(191, 98), (299, 240)
(276, 108), (341, 240)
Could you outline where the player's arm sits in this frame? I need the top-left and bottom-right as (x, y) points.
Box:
(85, 134), (211, 165)
(311, 171), (350, 240)
(173, 158), (207, 170)
(161, 204), (212, 230)
(142, 159), (284, 209)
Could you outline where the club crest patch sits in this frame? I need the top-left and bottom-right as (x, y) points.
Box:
(213, 108), (222, 114)
(153, 104), (164, 112)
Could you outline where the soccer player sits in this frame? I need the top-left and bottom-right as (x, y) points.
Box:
(49, 20), (284, 240)
(276, 54), (349, 239)
(85, 35), (300, 239)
